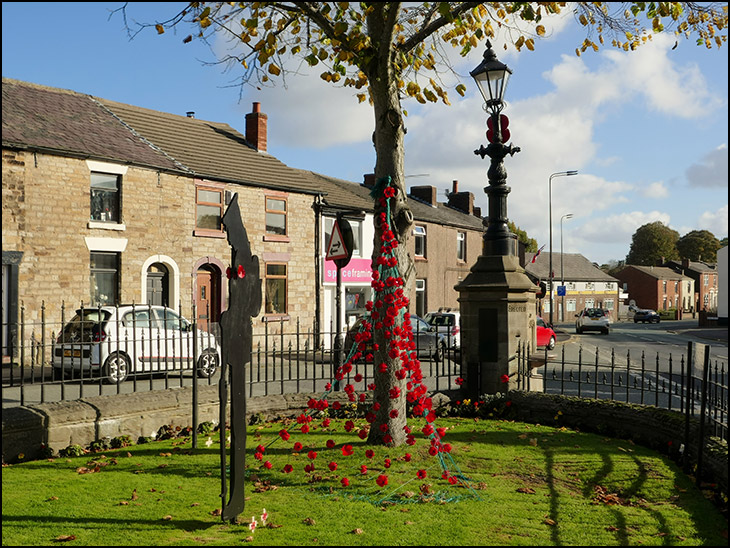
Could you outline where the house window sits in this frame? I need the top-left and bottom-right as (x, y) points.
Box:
(456, 232), (466, 261)
(585, 298), (594, 309)
(414, 226), (426, 258)
(585, 282), (594, 290)
(663, 280), (667, 292)
(566, 299), (576, 312)
(195, 184), (223, 232)
(90, 172), (121, 223)
(605, 299), (614, 310)
(265, 263), (287, 315)
(265, 197), (287, 236)
(90, 252), (119, 306)
(415, 279), (426, 317)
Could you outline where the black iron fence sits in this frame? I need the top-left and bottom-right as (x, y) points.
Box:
(1, 303), (464, 408)
(516, 341), (728, 443)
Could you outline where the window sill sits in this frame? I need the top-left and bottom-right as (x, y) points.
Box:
(415, 256), (428, 262)
(88, 221), (126, 231)
(194, 229), (226, 239)
(263, 234), (291, 243)
(262, 314), (290, 322)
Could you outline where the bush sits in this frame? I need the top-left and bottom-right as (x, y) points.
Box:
(59, 444), (85, 458)
(110, 435), (133, 448)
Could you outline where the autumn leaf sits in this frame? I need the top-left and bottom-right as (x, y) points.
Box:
(155, 24), (165, 35)
(544, 518), (557, 526)
(517, 487), (536, 494)
(53, 535), (76, 542)
(162, 515), (173, 521)
(131, 489), (138, 501)
(303, 517), (316, 526)
(351, 528), (364, 534)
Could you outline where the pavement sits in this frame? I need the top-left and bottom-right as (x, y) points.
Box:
(551, 321), (728, 344)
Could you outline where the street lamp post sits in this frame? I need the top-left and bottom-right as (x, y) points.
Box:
(560, 213), (573, 322)
(471, 40), (521, 256)
(548, 171), (577, 326)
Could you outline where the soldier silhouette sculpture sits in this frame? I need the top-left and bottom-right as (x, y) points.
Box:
(219, 193), (261, 522)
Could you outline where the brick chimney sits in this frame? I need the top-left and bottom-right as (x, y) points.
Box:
(245, 102), (267, 152)
(447, 180), (474, 215)
(363, 173), (376, 188)
(410, 185), (438, 206)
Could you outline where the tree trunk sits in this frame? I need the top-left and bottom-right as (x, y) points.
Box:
(364, 3), (414, 447)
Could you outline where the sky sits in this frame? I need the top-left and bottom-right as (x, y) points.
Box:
(2, 2), (728, 266)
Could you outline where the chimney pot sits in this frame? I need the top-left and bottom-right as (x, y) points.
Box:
(452, 180), (459, 194)
(186, 111), (195, 118)
(363, 173), (376, 188)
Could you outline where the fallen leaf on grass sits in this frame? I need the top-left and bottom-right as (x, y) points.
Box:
(53, 535), (76, 542)
(266, 523), (283, 529)
(162, 515), (173, 521)
(244, 536), (254, 542)
(131, 489), (138, 501)
(544, 518), (557, 526)
(47, 496), (59, 501)
(351, 528), (364, 535)
(303, 517), (316, 526)
(517, 487), (536, 494)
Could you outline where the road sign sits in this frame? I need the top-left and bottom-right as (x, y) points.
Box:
(557, 286), (566, 296)
(326, 217), (353, 268)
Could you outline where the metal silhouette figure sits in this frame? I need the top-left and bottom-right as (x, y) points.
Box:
(219, 193), (261, 522)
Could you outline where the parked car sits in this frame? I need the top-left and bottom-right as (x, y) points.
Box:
(634, 309), (660, 323)
(423, 309), (461, 350)
(344, 313), (446, 361)
(575, 308), (610, 335)
(536, 316), (556, 349)
(52, 304), (220, 383)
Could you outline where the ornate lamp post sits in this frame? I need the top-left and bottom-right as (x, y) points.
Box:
(472, 40), (521, 256)
(548, 170), (577, 325)
(560, 213), (573, 321)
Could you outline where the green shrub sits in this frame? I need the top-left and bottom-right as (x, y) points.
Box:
(110, 435), (133, 448)
(59, 444), (85, 458)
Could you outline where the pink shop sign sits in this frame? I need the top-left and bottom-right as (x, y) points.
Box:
(323, 258), (373, 284)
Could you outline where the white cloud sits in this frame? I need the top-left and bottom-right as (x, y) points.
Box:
(641, 181), (669, 199)
(698, 204), (729, 238)
(686, 144), (728, 188)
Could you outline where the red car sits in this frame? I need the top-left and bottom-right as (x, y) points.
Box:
(536, 316), (556, 349)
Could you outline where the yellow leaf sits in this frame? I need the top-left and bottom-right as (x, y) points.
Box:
(155, 24), (165, 35)
(455, 83), (467, 97)
(536, 25), (546, 36)
(525, 38), (535, 51)
(268, 64), (281, 76)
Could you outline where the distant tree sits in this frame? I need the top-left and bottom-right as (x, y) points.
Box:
(601, 259), (625, 277)
(626, 222), (680, 265)
(677, 229), (721, 262)
(719, 236), (729, 248)
(508, 221), (537, 253)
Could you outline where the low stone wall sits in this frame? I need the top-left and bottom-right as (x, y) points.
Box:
(1, 385), (345, 463)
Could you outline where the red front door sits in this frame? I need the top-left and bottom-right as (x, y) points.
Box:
(195, 267), (220, 330)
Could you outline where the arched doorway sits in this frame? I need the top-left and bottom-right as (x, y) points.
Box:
(196, 264), (221, 330)
(147, 262), (169, 307)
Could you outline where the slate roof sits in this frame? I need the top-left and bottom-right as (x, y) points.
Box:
(2, 78), (180, 172)
(98, 97), (321, 194)
(297, 170), (485, 231)
(664, 259), (717, 273)
(620, 265), (693, 281)
(525, 252), (618, 282)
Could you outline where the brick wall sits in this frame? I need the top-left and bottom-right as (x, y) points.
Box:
(2, 149), (317, 351)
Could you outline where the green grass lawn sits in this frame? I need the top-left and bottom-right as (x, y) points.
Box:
(2, 417), (726, 546)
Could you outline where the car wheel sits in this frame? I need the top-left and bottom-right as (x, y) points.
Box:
(653, 318), (660, 324)
(602, 328), (609, 335)
(547, 335), (556, 350)
(197, 350), (219, 378)
(103, 352), (129, 384)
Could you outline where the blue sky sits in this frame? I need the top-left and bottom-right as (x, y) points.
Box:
(2, 2), (727, 265)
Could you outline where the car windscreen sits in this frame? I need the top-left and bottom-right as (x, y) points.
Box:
(58, 309), (112, 343)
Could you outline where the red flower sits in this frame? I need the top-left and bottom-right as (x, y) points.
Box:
(344, 420), (355, 432)
(417, 469), (427, 479)
(301, 424), (310, 434)
(326, 439), (335, 449)
(256, 444), (266, 453)
(341, 477), (350, 487)
(279, 429), (290, 441)
(501, 374), (510, 384)
(389, 409), (399, 418)
(304, 463), (315, 473)
(341, 444), (354, 456)
(254, 452), (263, 461)
(358, 429), (368, 440)
(455, 377), (464, 386)
(505, 401), (512, 407)
(383, 434), (393, 444)
(360, 465), (368, 475)
(292, 442), (303, 452)
(376, 474), (389, 487)
(365, 449), (374, 459)
(321, 418), (331, 428)
(282, 464), (293, 474)
(404, 453), (412, 462)
(384, 458), (391, 468)
(307, 450), (317, 460)
(328, 461), (338, 471)
(264, 460), (272, 469)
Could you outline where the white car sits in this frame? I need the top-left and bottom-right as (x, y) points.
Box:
(52, 305), (220, 383)
(575, 308), (610, 335)
(423, 309), (461, 350)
